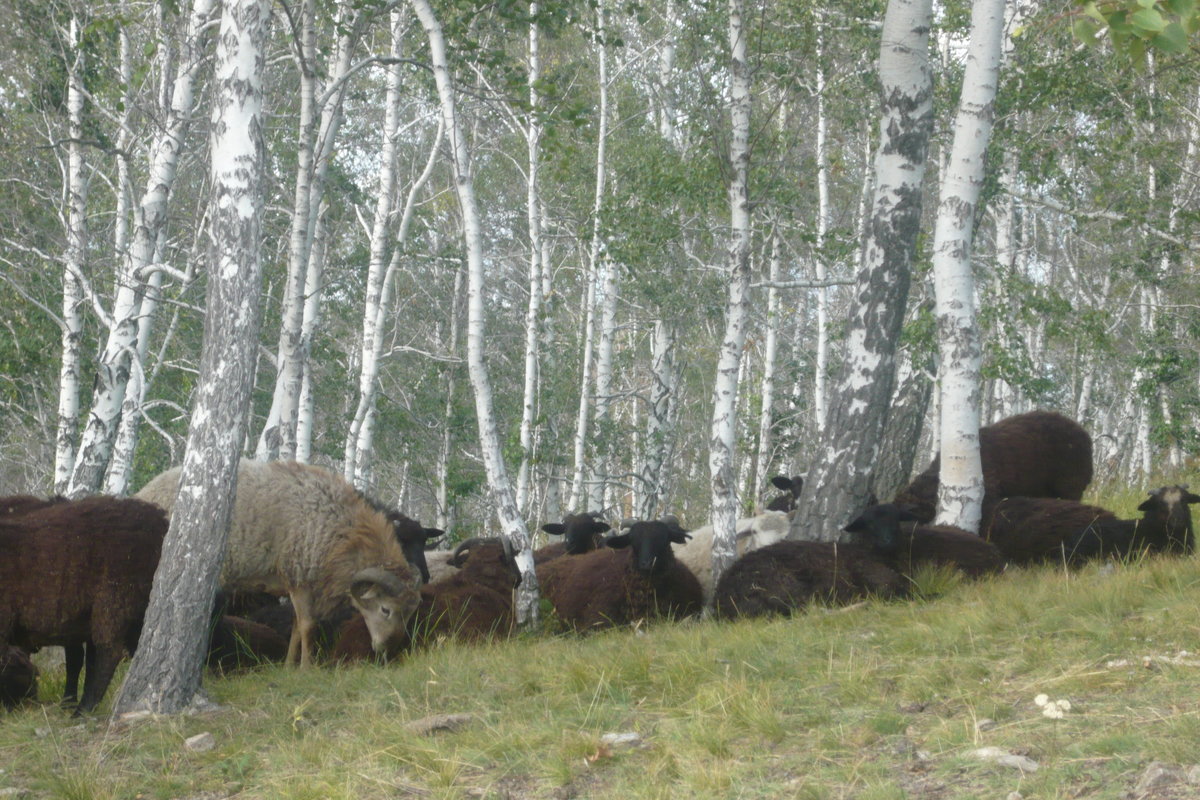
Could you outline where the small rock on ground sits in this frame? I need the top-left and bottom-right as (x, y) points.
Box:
(406, 713), (473, 736)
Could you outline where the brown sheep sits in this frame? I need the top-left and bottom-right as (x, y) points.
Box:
(843, 503), (1006, 578)
(136, 460), (422, 666)
(894, 411), (1093, 523)
(0, 496), (168, 712)
(0, 645), (37, 709)
(1060, 485), (1200, 564)
(206, 614), (290, 673)
(537, 518), (703, 631)
(981, 496), (1117, 565)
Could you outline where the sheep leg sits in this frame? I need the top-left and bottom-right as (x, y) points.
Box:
(74, 644), (121, 715)
(61, 641), (91, 705)
(287, 591), (316, 667)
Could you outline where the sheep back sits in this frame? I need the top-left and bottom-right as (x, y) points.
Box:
(894, 524), (1006, 578)
(674, 511), (790, 605)
(982, 496), (1116, 564)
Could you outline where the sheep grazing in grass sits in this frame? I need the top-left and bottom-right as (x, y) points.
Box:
(894, 411), (1093, 523)
(712, 540), (906, 620)
(765, 475), (804, 512)
(537, 518), (703, 631)
(1062, 485), (1200, 564)
(0, 496), (168, 712)
(980, 496), (1118, 565)
(535, 511), (611, 564)
(843, 503), (1005, 578)
(673, 511), (791, 606)
(332, 536), (522, 661)
(136, 460), (422, 666)
(0, 645), (37, 709)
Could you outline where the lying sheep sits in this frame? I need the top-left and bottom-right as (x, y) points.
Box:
(0, 495), (168, 712)
(673, 511), (791, 605)
(1062, 485), (1200, 564)
(843, 503), (1005, 578)
(537, 518), (703, 631)
(206, 614), (290, 673)
(894, 411), (1093, 523)
(331, 536), (522, 661)
(981, 496), (1117, 565)
(136, 460), (422, 666)
(535, 511), (611, 564)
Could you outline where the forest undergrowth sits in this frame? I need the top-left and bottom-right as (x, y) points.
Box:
(2, 483), (1200, 799)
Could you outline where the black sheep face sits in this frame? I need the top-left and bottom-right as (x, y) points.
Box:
(388, 512), (445, 584)
(541, 512), (611, 555)
(606, 519), (691, 577)
(766, 475), (804, 512)
(843, 503), (919, 553)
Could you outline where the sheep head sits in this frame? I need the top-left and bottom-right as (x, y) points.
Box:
(348, 567), (422, 654)
(541, 511), (611, 555)
(843, 503), (920, 553)
(606, 517), (691, 578)
(384, 511), (445, 584)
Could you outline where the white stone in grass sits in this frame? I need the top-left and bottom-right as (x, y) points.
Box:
(600, 732), (642, 748)
(974, 718), (996, 733)
(184, 732), (216, 752)
(0, 788), (29, 797)
(971, 746), (1038, 772)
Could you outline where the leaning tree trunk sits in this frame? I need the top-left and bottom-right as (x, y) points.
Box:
(930, 0), (1006, 534)
(114, 0), (268, 716)
(54, 14), (88, 496)
(709, 0), (754, 596)
(790, 0), (934, 541)
(410, 0), (539, 625)
(67, 0), (216, 497)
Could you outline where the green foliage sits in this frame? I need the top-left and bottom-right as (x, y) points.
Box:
(1072, 0), (1199, 64)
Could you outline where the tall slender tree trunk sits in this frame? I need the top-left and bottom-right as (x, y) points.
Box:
(588, 256), (617, 511)
(67, 0), (216, 496)
(114, 0), (268, 715)
(790, 0), (934, 541)
(410, 0), (539, 625)
(753, 231), (782, 502)
(638, 318), (677, 519)
(813, 25), (831, 434)
(709, 0), (753, 594)
(930, 0), (1006, 534)
(55, 14), (88, 496)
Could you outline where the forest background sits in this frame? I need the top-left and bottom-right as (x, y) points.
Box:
(0, 0), (1196, 543)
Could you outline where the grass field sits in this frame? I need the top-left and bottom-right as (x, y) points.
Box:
(3, 487), (1200, 799)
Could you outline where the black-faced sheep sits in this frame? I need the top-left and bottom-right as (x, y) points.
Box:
(135, 460), (422, 666)
(534, 511), (611, 564)
(537, 518), (703, 631)
(765, 475), (804, 512)
(331, 536), (522, 661)
(1061, 485), (1200, 564)
(0, 645), (37, 709)
(368, 502), (444, 583)
(673, 511), (790, 606)
(712, 540), (906, 620)
(0, 495), (168, 712)
(980, 496), (1117, 565)
(894, 411), (1094, 523)
(843, 503), (1005, 578)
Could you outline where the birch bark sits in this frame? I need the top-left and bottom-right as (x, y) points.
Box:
(638, 319), (677, 519)
(114, 0), (268, 715)
(790, 0), (934, 541)
(931, 0), (1006, 534)
(708, 0), (753, 593)
(753, 231), (782, 502)
(410, 0), (539, 625)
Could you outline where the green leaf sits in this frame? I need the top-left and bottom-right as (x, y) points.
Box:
(1082, 1), (1108, 25)
(1130, 7), (1168, 35)
(1072, 16), (1102, 45)
(1167, 0), (1194, 16)
(1154, 20), (1190, 49)
(1135, 0), (1157, 8)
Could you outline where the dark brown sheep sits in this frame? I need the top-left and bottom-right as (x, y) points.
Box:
(712, 541), (906, 620)
(1061, 485), (1200, 564)
(331, 536), (523, 662)
(844, 503), (1006, 578)
(536, 518), (703, 631)
(0, 645), (37, 709)
(0, 496), (168, 712)
(136, 460), (422, 666)
(765, 475), (804, 512)
(534, 511), (611, 564)
(894, 411), (1093, 523)
(206, 615), (290, 673)
(981, 496), (1117, 565)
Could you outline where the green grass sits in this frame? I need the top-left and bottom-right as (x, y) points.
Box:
(5, 533), (1200, 797)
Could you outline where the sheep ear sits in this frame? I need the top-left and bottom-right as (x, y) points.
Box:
(1184, 491), (1200, 505)
(770, 475), (792, 491)
(843, 514), (867, 534)
(591, 519), (612, 534)
(669, 529), (691, 545)
(895, 505), (920, 523)
(606, 533), (632, 549)
(542, 523), (566, 536)
(423, 527), (445, 541)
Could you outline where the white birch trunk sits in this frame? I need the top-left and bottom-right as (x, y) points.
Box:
(813, 26), (831, 434)
(588, 256), (617, 511)
(436, 267), (465, 532)
(709, 0), (753, 594)
(410, 0), (539, 625)
(54, 15), (88, 496)
(638, 319), (677, 519)
(790, 0), (934, 541)
(516, 8), (544, 514)
(657, 0), (678, 145)
(753, 232), (782, 502)
(67, 0), (216, 496)
(930, 0), (1006, 534)
(114, 0), (268, 714)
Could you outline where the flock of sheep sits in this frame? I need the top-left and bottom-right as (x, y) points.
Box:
(1, 411), (1197, 715)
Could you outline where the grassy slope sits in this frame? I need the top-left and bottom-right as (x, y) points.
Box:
(3, 491), (1200, 799)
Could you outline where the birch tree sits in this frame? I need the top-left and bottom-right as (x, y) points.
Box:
(410, 0), (539, 624)
(790, 0), (934, 541)
(115, 0), (268, 715)
(708, 0), (754, 591)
